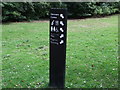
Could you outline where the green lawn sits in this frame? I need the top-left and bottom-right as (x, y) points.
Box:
(2, 15), (118, 88)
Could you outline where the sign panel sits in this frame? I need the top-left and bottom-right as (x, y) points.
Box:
(49, 8), (67, 88)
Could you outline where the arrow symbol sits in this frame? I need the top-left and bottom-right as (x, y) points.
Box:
(60, 28), (64, 32)
(60, 40), (64, 44)
(60, 34), (64, 38)
(60, 14), (64, 19)
(60, 21), (64, 26)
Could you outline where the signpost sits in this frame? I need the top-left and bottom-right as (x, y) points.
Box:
(49, 8), (67, 88)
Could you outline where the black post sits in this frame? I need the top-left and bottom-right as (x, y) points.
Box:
(49, 8), (67, 88)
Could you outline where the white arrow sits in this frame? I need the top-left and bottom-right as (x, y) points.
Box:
(60, 34), (64, 38)
(60, 14), (64, 19)
(60, 21), (64, 26)
(60, 40), (64, 44)
(60, 28), (64, 32)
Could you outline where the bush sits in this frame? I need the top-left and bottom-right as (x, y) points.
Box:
(2, 2), (50, 22)
(2, 2), (119, 22)
(93, 2), (119, 16)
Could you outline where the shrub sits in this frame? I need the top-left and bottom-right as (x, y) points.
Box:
(2, 2), (119, 22)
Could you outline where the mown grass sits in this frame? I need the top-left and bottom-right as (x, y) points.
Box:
(2, 15), (118, 88)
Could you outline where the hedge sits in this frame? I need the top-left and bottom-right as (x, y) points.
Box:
(1, 2), (119, 22)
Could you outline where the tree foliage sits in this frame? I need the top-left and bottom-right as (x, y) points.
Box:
(1, 2), (119, 22)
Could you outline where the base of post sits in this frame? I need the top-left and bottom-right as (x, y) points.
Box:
(48, 83), (65, 89)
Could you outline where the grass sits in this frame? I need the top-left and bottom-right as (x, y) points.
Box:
(2, 15), (118, 88)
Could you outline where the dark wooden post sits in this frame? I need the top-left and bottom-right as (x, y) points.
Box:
(49, 8), (67, 88)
